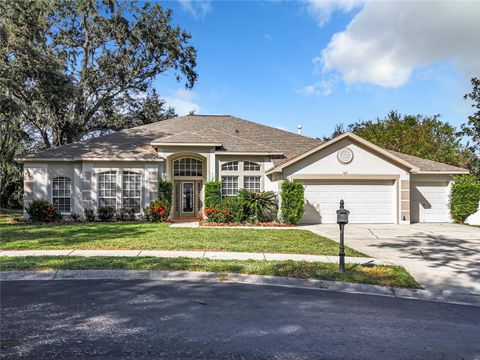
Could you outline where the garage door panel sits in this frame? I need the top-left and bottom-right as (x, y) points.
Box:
(411, 182), (450, 223)
(301, 180), (395, 224)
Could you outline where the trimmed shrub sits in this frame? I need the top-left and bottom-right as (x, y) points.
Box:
(238, 189), (277, 222)
(84, 209), (96, 222)
(26, 199), (61, 223)
(205, 180), (221, 208)
(204, 207), (229, 223)
(450, 174), (480, 223)
(158, 178), (173, 207)
(280, 179), (305, 224)
(222, 196), (245, 223)
(144, 200), (170, 222)
(70, 212), (81, 222)
(97, 206), (115, 221)
(116, 207), (135, 221)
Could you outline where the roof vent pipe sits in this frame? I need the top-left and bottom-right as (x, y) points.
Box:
(297, 124), (302, 135)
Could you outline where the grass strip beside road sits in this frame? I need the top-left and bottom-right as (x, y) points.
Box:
(0, 256), (419, 289)
(0, 222), (366, 257)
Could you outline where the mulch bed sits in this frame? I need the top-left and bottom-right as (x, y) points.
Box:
(200, 221), (296, 227)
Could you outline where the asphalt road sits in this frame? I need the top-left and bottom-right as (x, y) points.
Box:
(1, 280), (479, 360)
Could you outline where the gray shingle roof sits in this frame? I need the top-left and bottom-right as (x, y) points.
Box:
(20, 115), (320, 164)
(20, 115), (468, 172)
(386, 150), (468, 172)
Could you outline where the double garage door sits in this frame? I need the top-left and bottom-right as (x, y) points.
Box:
(301, 180), (395, 224)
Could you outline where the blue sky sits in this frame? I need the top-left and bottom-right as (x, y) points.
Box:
(154, 1), (479, 139)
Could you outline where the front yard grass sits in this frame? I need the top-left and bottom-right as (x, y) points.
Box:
(0, 222), (366, 256)
(0, 256), (419, 288)
(0, 208), (22, 225)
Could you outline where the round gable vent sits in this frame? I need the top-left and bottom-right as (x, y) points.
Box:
(337, 148), (354, 164)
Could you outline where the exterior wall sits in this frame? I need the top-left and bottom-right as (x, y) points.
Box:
(215, 155), (274, 193)
(23, 160), (162, 219)
(465, 202), (480, 225)
(281, 139), (410, 224)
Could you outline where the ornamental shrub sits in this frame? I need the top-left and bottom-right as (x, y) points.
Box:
(84, 209), (96, 222)
(450, 174), (480, 223)
(158, 178), (173, 207)
(204, 207), (229, 223)
(144, 200), (170, 222)
(204, 180), (221, 208)
(97, 206), (115, 221)
(280, 179), (305, 224)
(26, 199), (61, 223)
(237, 189), (277, 222)
(221, 196), (245, 223)
(116, 207), (135, 221)
(70, 212), (81, 222)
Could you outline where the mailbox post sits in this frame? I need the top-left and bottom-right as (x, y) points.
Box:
(336, 200), (350, 273)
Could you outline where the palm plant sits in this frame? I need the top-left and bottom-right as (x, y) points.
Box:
(237, 189), (277, 222)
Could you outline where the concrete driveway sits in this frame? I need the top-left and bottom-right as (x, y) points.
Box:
(304, 223), (480, 296)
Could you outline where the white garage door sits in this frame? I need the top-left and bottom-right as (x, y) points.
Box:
(301, 180), (395, 224)
(411, 182), (450, 223)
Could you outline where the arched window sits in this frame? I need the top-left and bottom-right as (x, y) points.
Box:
(244, 161), (261, 171)
(98, 171), (117, 208)
(173, 158), (203, 177)
(221, 161), (239, 171)
(122, 171), (141, 213)
(52, 177), (71, 213)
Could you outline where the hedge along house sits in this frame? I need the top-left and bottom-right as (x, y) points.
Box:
(18, 115), (469, 224)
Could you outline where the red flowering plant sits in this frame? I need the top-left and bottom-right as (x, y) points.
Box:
(26, 199), (62, 223)
(144, 200), (170, 222)
(204, 207), (229, 223)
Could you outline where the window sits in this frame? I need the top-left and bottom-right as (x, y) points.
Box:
(244, 161), (260, 171)
(221, 176), (239, 196)
(123, 171), (141, 213)
(244, 176), (261, 192)
(221, 161), (239, 171)
(173, 158), (202, 177)
(98, 171), (117, 208)
(52, 177), (71, 213)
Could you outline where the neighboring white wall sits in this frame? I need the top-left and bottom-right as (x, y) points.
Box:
(465, 202), (480, 225)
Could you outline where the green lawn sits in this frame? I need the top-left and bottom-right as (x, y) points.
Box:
(0, 256), (419, 288)
(0, 221), (365, 256)
(0, 208), (22, 225)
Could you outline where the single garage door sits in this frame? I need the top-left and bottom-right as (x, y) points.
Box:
(411, 182), (450, 223)
(301, 180), (395, 224)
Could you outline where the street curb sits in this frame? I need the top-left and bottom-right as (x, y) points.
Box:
(1, 270), (479, 307)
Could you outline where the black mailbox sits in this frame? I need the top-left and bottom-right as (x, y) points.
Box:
(336, 199), (350, 224)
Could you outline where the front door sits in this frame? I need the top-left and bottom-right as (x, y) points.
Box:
(181, 181), (195, 217)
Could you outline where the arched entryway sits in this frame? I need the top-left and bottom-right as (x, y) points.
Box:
(169, 155), (205, 219)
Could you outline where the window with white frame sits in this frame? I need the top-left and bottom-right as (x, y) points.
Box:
(244, 176), (261, 192)
(98, 171), (117, 208)
(52, 177), (71, 213)
(221, 161), (239, 171)
(244, 161), (260, 171)
(221, 176), (239, 196)
(122, 171), (141, 213)
(173, 157), (202, 177)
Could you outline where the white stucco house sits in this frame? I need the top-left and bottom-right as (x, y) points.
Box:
(18, 115), (469, 224)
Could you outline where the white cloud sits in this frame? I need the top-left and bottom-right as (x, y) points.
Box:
(178, 0), (212, 20)
(295, 76), (338, 97)
(317, 1), (480, 88)
(307, 0), (363, 26)
(164, 89), (201, 115)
